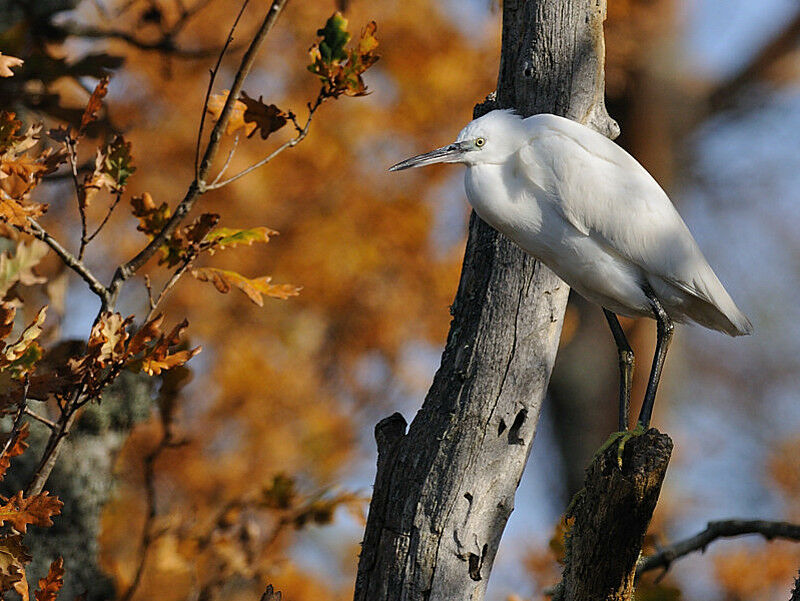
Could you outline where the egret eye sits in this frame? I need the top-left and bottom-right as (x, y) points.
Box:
(475, 137), (486, 148)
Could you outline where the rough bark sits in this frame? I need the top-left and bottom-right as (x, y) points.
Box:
(354, 1), (617, 600)
(554, 430), (672, 601)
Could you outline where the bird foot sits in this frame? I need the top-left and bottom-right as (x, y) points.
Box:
(596, 423), (647, 469)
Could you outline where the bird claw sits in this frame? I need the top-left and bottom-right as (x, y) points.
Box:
(596, 423), (647, 469)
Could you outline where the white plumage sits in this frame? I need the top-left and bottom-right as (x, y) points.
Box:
(390, 109), (752, 429)
(457, 110), (751, 336)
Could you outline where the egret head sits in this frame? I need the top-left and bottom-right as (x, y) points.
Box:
(389, 109), (525, 172)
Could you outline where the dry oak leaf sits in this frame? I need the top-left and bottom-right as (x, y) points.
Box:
(0, 306), (46, 367)
(34, 557), (64, 601)
(207, 90), (256, 137)
(0, 562), (26, 599)
(0, 54), (23, 78)
(89, 312), (131, 367)
(239, 92), (288, 140)
(191, 267), (300, 306)
(138, 319), (201, 376)
(79, 76), (109, 134)
(0, 491), (63, 533)
(0, 240), (48, 297)
(0, 423), (30, 481)
(0, 303), (14, 340)
(204, 226), (278, 253)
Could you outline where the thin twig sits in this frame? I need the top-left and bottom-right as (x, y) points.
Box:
(209, 134), (240, 186)
(1, 377), (29, 458)
(86, 190), (123, 243)
(25, 219), (111, 305)
(205, 93), (323, 190)
(637, 519), (800, 580)
(144, 253), (198, 322)
(144, 275), (156, 312)
(65, 136), (89, 260)
(109, 0), (289, 308)
(194, 0), (251, 179)
(23, 407), (58, 430)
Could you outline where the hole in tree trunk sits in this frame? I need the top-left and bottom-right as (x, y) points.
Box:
(508, 408), (527, 445)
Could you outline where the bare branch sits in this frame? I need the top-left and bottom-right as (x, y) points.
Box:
(25, 219), (111, 305)
(0, 377), (28, 459)
(86, 191), (123, 243)
(64, 136), (89, 260)
(195, 0), (251, 177)
(23, 407), (58, 430)
(205, 94), (322, 191)
(637, 519), (800, 580)
(209, 134), (240, 186)
(25, 388), (83, 495)
(144, 253), (198, 322)
(108, 0), (290, 307)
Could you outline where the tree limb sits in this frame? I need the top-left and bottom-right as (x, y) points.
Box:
(553, 429), (672, 601)
(637, 519), (800, 579)
(107, 0), (289, 307)
(25, 219), (111, 305)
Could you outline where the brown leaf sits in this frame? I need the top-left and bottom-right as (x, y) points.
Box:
(206, 91), (256, 137)
(0, 491), (63, 533)
(0, 54), (23, 78)
(239, 92), (288, 140)
(191, 267), (300, 306)
(79, 76), (109, 134)
(138, 318), (201, 376)
(184, 213), (220, 245)
(127, 314), (164, 356)
(0, 303), (15, 340)
(128, 316), (201, 376)
(0, 306), (47, 368)
(34, 557), (63, 601)
(88, 312), (131, 367)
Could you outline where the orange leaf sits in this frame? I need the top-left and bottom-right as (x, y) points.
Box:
(0, 54), (23, 78)
(34, 557), (63, 601)
(0, 423), (29, 481)
(141, 347), (201, 376)
(0, 491), (63, 533)
(191, 267), (300, 306)
(206, 91), (256, 137)
(79, 76), (109, 134)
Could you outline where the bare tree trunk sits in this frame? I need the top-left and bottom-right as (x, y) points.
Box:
(353, 2), (617, 600)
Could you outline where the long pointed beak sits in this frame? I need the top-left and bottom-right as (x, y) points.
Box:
(389, 142), (469, 172)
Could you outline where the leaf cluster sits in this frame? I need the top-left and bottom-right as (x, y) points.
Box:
(308, 13), (380, 99)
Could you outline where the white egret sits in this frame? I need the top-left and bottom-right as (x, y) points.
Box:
(389, 110), (752, 430)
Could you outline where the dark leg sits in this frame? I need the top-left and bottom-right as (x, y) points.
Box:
(603, 309), (634, 432)
(638, 288), (674, 427)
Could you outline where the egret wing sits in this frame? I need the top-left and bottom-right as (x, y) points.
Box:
(517, 114), (750, 334)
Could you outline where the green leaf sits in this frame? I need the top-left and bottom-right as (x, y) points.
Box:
(317, 12), (350, 63)
(103, 136), (135, 189)
(204, 226), (278, 252)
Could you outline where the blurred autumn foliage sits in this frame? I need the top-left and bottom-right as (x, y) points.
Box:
(0, 0), (798, 600)
(0, 0), (497, 599)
